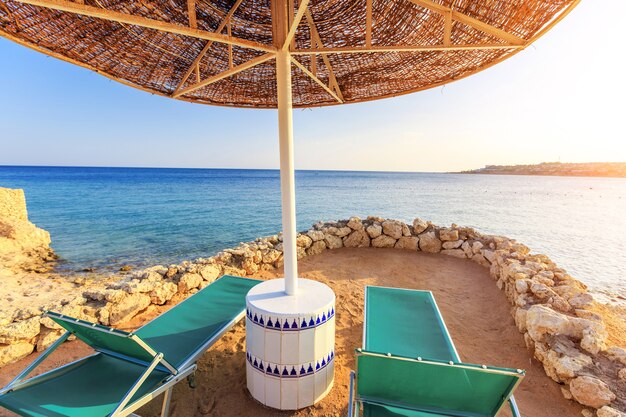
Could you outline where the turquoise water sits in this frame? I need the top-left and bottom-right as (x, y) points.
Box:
(1, 166), (625, 300)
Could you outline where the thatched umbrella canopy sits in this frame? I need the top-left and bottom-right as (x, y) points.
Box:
(0, 0), (579, 293)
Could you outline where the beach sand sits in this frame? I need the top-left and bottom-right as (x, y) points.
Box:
(1, 248), (586, 417)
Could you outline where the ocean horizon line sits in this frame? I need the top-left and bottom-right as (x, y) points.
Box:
(0, 164), (446, 175)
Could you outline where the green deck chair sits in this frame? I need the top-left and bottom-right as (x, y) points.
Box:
(348, 286), (525, 417)
(0, 275), (261, 417)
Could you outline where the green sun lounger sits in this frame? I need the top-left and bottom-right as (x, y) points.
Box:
(348, 286), (525, 417)
(0, 275), (260, 417)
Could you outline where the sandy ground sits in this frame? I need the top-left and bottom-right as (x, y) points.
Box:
(0, 248), (588, 417)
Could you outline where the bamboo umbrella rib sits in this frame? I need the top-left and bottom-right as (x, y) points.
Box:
(304, 9), (343, 101)
(291, 56), (342, 103)
(173, 0), (246, 96)
(283, 0), (310, 51)
(173, 53), (275, 98)
(406, 0), (526, 45)
(291, 44), (522, 55)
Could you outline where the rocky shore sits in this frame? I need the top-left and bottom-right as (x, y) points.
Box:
(0, 188), (624, 415)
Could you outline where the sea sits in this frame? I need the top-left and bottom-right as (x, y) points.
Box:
(1, 166), (624, 302)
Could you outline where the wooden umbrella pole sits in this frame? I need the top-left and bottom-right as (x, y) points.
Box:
(276, 48), (298, 295)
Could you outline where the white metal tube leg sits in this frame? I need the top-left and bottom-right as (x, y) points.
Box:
(160, 387), (173, 417)
(276, 48), (298, 295)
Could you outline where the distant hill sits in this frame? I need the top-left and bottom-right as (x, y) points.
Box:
(458, 162), (626, 178)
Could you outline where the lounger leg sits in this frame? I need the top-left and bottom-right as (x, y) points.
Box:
(348, 370), (355, 417)
(160, 388), (173, 417)
(508, 396), (521, 417)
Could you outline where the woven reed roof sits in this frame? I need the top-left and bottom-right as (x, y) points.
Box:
(0, 0), (578, 108)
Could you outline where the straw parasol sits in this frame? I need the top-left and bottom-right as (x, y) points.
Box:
(0, 0), (579, 295)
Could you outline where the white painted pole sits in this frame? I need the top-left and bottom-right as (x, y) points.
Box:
(276, 49), (298, 295)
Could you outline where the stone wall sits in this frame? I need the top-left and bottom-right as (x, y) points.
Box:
(0, 188), (28, 222)
(0, 215), (624, 415)
(0, 187), (56, 272)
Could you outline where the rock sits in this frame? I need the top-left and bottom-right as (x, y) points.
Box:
(441, 249), (466, 259)
(145, 265), (168, 276)
(395, 236), (419, 251)
(297, 247), (307, 260)
(83, 288), (126, 303)
(165, 267), (178, 278)
(120, 279), (159, 294)
(0, 342), (34, 367)
(570, 293), (594, 309)
(412, 218), (428, 234)
(242, 257), (260, 275)
(307, 240), (326, 256)
(618, 368), (626, 381)
(531, 282), (557, 299)
(306, 230), (324, 241)
(296, 234), (313, 248)
(262, 249), (281, 264)
(0, 316), (41, 343)
(606, 347), (626, 366)
(575, 309), (602, 321)
(439, 228), (459, 241)
(482, 249), (496, 263)
(347, 217), (364, 230)
(472, 241), (484, 254)
(336, 226), (352, 237)
(366, 224), (382, 239)
(382, 220), (403, 239)
(461, 241), (473, 257)
(561, 387), (573, 400)
(525, 305), (571, 342)
(580, 326), (608, 355)
(36, 328), (64, 351)
(371, 235), (396, 248)
(149, 282), (178, 305)
(14, 306), (41, 321)
(442, 240), (463, 250)
(109, 293), (151, 325)
(119, 265), (133, 272)
(0, 311), (13, 327)
(597, 406), (623, 417)
(569, 376), (616, 408)
(418, 232), (442, 253)
(581, 410), (594, 417)
(515, 280), (529, 294)
(551, 296), (572, 313)
(343, 230), (370, 248)
(98, 308), (110, 326)
(324, 234), (343, 250)
(401, 223), (411, 237)
(198, 264), (221, 282)
(178, 273), (202, 293)
(514, 308), (527, 332)
(471, 253), (490, 267)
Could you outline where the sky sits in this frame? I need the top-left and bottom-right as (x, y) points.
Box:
(0, 0), (625, 172)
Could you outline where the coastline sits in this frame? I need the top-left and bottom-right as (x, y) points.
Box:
(1, 215), (625, 414)
(458, 162), (626, 178)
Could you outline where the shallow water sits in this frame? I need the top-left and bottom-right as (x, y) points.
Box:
(1, 166), (624, 301)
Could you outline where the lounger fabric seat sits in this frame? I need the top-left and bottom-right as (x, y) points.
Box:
(364, 287), (459, 361)
(350, 286), (524, 417)
(136, 275), (260, 369)
(0, 275), (261, 417)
